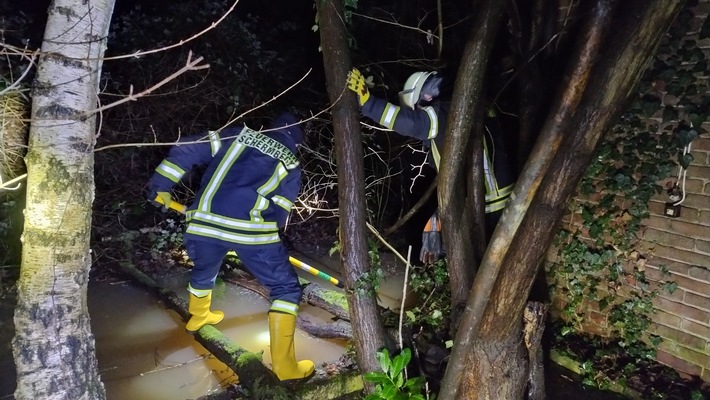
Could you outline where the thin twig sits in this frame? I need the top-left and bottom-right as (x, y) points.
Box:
(139, 354), (211, 376)
(366, 222), (408, 266)
(0, 173), (27, 192)
(79, 51), (209, 118)
(398, 245), (413, 351)
(102, 0), (240, 61)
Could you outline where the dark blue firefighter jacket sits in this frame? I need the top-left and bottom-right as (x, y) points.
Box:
(148, 124), (301, 246)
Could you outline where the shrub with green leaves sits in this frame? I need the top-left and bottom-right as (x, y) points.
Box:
(364, 348), (427, 400)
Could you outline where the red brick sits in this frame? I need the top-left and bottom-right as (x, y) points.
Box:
(670, 304), (709, 324)
(656, 347), (705, 376)
(700, 210), (710, 225)
(643, 227), (696, 250)
(689, 265), (710, 281)
(644, 215), (672, 231)
(686, 165), (710, 181)
(669, 219), (710, 240)
(654, 309), (682, 328)
(702, 368), (710, 383)
(653, 325), (708, 354)
(668, 273), (710, 296)
(684, 178), (707, 194)
(655, 296), (690, 315)
(681, 319), (710, 339)
(654, 244), (710, 268)
(645, 264), (668, 283)
(686, 292), (710, 311)
(647, 255), (691, 275)
(697, 239), (710, 254)
(679, 193), (710, 211)
(692, 137), (710, 151)
(658, 339), (709, 366)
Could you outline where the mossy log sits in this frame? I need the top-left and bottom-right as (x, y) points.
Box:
(223, 269), (353, 340)
(116, 261), (363, 399)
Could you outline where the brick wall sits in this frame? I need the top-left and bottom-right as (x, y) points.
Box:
(547, 1), (710, 382)
(642, 131), (710, 381)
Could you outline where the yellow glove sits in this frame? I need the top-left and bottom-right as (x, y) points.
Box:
(346, 68), (370, 106)
(155, 191), (172, 210)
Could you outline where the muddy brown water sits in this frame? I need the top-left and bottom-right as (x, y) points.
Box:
(0, 253), (629, 399)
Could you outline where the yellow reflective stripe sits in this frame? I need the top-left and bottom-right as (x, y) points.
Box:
(250, 195), (269, 223)
(156, 160), (185, 183)
(208, 130), (222, 156)
(271, 195), (293, 211)
(485, 183), (514, 213)
(186, 225), (281, 244)
(199, 140), (246, 213)
(187, 284), (212, 297)
(486, 183), (514, 202)
(257, 165), (287, 198)
(270, 300), (299, 316)
(422, 106), (438, 139)
(431, 140), (441, 171)
(485, 197), (509, 213)
(380, 103), (400, 129)
(191, 211), (277, 231)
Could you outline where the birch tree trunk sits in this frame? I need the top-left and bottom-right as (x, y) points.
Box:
(13, 1), (115, 399)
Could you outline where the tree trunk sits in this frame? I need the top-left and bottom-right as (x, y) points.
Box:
(12, 1), (115, 399)
(315, 0), (391, 386)
(439, 0), (685, 398)
(460, 325), (528, 400)
(524, 302), (548, 400)
(439, 0), (506, 317)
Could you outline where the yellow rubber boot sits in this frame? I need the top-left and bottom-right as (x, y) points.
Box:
(268, 312), (315, 381)
(186, 292), (224, 332)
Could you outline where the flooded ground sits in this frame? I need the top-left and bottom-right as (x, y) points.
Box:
(0, 252), (635, 399)
(89, 276), (346, 400)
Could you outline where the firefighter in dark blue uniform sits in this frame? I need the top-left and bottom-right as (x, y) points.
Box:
(347, 68), (516, 263)
(146, 113), (314, 382)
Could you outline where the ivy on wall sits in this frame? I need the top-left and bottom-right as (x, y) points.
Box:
(546, 1), (707, 390)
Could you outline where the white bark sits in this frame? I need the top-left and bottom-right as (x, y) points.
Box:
(13, 1), (115, 399)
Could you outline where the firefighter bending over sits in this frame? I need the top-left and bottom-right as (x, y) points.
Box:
(146, 113), (314, 382)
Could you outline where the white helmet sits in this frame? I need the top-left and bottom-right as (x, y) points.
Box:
(398, 71), (438, 110)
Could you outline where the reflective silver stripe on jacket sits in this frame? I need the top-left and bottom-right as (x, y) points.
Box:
(190, 211), (278, 231)
(485, 183), (514, 213)
(208, 130), (222, 156)
(199, 139), (247, 213)
(185, 225), (281, 244)
(156, 160), (185, 183)
(380, 103), (400, 129)
(422, 106), (438, 139)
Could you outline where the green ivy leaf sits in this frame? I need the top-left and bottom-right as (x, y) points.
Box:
(364, 372), (391, 384)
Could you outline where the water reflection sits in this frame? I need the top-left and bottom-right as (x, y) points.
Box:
(89, 279), (346, 400)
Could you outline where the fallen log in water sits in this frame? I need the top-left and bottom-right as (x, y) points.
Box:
(223, 268), (353, 340)
(115, 259), (362, 399)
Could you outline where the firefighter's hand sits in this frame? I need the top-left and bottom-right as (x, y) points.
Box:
(148, 190), (172, 211)
(346, 68), (370, 106)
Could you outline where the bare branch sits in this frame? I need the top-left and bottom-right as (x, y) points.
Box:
(79, 51), (209, 118)
(102, 0), (241, 61)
